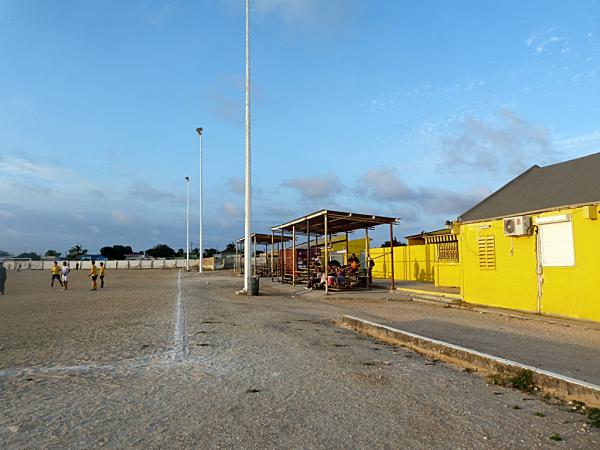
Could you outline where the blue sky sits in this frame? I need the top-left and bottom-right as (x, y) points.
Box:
(1, 0), (600, 255)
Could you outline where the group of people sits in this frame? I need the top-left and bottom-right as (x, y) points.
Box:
(50, 260), (106, 291)
(306, 253), (374, 290)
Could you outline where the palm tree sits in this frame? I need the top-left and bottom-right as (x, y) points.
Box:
(67, 244), (88, 260)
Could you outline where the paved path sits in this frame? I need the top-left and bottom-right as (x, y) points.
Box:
(290, 281), (600, 387)
(1, 271), (598, 448)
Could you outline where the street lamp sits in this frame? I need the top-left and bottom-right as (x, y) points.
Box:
(243, 0), (252, 292)
(185, 176), (190, 271)
(196, 127), (204, 274)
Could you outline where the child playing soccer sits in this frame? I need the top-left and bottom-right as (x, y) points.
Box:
(51, 261), (63, 288)
(88, 261), (98, 291)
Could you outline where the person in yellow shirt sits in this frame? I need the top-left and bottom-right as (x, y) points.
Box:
(51, 261), (63, 288)
(88, 261), (98, 290)
(99, 262), (106, 288)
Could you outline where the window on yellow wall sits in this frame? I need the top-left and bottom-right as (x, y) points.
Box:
(478, 235), (496, 270)
(539, 221), (575, 267)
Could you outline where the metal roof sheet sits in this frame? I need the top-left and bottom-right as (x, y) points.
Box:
(459, 152), (600, 222)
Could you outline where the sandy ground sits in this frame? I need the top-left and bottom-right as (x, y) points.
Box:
(1, 270), (599, 449)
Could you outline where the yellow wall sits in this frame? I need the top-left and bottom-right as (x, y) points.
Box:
(435, 262), (461, 288)
(459, 205), (600, 322)
(370, 244), (435, 282)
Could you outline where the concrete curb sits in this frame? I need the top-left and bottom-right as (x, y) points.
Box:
(338, 315), (600, 408)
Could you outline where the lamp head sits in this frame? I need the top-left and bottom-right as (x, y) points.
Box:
(196, 127), (203, 135)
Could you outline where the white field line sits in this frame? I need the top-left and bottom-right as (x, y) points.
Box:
(0, 271), (190, 379)
(171, 270), (188, 361)
(343, 315), (600, 392)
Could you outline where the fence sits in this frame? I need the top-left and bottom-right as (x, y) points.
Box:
(0, 259), (218, 271)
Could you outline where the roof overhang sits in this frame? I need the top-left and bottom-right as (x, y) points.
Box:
(271, 210), (399, 235)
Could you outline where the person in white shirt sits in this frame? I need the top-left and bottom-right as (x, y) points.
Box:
(61, 262), (71, 290)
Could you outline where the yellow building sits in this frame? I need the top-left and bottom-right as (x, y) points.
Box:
(455, 152), (600, 323)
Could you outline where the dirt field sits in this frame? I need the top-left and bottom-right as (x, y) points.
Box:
(1, 270), (599, 449)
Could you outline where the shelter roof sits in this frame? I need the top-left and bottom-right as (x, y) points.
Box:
(404, 229), (450, 240)
(236, 233), (293, 245)
(271, 210), (399, 235)
(459, 152), (600, 222)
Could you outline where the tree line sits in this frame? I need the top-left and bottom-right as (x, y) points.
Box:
(0, 242), (238, 261)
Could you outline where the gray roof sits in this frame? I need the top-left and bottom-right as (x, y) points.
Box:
(459, 152), (600, 222)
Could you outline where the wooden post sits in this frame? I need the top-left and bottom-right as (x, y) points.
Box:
(281, 229), (285, 284)
(292, 225), (296, 285)
(235, 241), (239, 275)
(271, 231), (274, 282)
(306, 220), (311, 284)
(365, 228), (371, 288)
(324, 213), (329, 295)
(253, 235), (257, 277)
(390, 223), (395, 291)
(345, 231), (349, 265)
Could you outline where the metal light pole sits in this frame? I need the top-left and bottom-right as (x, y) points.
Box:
(196, 127), (204, 273)
(243, 0), (252, 292)
(185, 176), (190, 271)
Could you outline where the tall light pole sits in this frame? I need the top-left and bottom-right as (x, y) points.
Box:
(243, 0), (252, 292)
(185, 176), (190, 271)
(196, 127), (204, 273)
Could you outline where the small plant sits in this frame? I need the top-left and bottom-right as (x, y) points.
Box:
(512, 405), (522, 410)
(587, 407), (600, 428)
(549, 433), (562, 442)
(509, 369), (535, 392)
(534, 412), (545, 417)
(487, 373), (505, 386)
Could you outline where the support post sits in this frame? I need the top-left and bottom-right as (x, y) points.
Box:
(292, 226), (296, 285)
(253, 235), (257, 277)
(281, 229), (285, 284)
(271, 232), (274, 282)
(235, 241), (239, 275)
(345, 231), (349, 265)
(365, 228), (371, 288)
(324, 213), (329, 295)
(306, 220), (311, 284)
(389, 223), (395, 291)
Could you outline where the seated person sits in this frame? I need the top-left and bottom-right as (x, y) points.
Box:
(336, 267), (346, 288)
(348, 253), (360, 273)
(307, 271), (323, 289)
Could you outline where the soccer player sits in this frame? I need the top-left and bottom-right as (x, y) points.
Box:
(0, 261), (7, 295)
(51, 261), (63, 288)
(61, 262), (71, 290)
(99, 262), (106, 288)
(88, 261), (98, 291)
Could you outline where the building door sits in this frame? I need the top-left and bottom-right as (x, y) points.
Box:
(536, 215), (575, 313)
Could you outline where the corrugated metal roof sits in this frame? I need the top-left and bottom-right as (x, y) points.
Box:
(458, 152), (600, 222)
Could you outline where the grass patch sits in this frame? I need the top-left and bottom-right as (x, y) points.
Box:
(587, 407), (600, 428)
(487, 369), (535, 393)
(512, 405), (522, 410)
(534, 412), (545, 417)
(549, 433), (562, 442)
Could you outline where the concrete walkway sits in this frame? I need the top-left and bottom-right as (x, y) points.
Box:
(265, 279), (600, 387)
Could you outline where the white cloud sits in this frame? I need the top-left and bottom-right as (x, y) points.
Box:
(281, 173), (342, 200)
(88, 225), (100, 233)
(440, 109), (555, 173)
(111, 210), (132, 225)
(0, 154), (69, 180)
(223, 202), (242, 219)
(226, 177), (245, 195)
(0, 210), (16, 219)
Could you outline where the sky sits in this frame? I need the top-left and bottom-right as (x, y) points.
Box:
(1, 0), (600, 255)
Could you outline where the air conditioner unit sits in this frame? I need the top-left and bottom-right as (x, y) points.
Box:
(503, 216), (532, 237)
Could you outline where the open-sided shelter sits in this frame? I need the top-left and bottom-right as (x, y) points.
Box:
(271, 210), (400, 293)
(235, 233), (293, 277)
